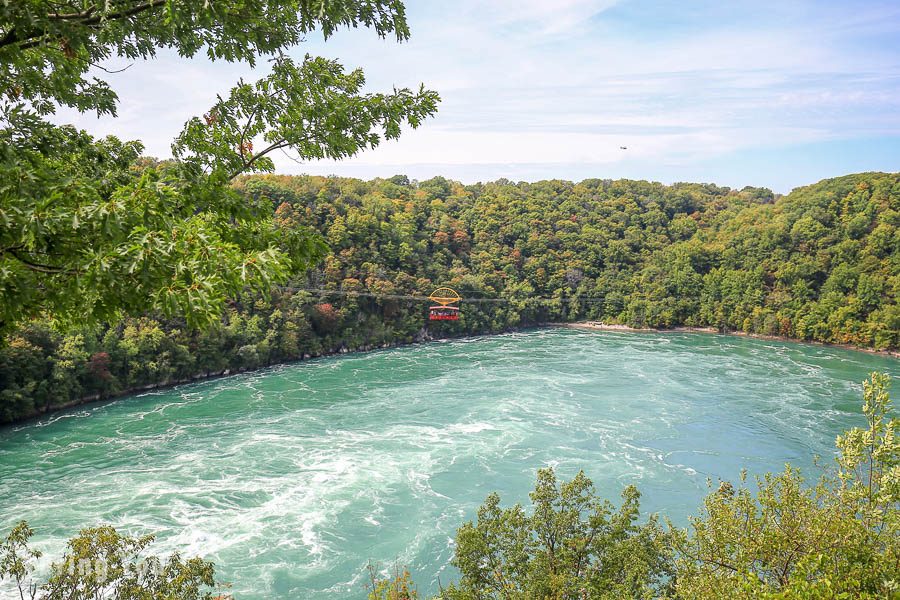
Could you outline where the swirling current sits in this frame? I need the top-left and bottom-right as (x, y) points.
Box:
(0, 329), (897, 598)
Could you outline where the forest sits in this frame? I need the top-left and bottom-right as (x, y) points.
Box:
(1, 170), (898, 424)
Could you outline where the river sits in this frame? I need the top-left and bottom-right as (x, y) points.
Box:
(0, 329), (896, 598)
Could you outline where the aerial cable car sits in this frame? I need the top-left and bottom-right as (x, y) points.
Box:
(428, 287), (461, 321)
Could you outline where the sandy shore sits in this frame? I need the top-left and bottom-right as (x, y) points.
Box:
(559, 321), (718, 334)
(556, 321), (900, 358)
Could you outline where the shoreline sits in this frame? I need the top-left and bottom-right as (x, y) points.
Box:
(5, 322), (897, 429)
(557, 321), (900, 359)
(1, 337), (427, 429)
(2, 328), (522, 430)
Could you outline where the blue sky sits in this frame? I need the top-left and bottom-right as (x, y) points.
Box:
(55, 0), (900, 193)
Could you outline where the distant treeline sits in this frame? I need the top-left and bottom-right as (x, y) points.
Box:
(1, 171), (898, 423)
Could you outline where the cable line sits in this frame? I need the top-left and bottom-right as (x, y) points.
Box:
(278, 286), (608, 304)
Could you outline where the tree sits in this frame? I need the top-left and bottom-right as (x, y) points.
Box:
(674, 372), (899, 598)
(439, 469), (675, 600)
(0, 0), (439, 332)
(0, 522), (42, 600)
(366, 563), (419, 600)
(0, 523), (223, 599)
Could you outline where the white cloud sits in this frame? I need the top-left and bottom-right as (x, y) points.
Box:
(467, 0), (621, 34)
(48, 0), (900, 191)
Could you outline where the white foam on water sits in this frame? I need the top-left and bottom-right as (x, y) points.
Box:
(0, 330), (895, 599)
(447, 422), (495, 434)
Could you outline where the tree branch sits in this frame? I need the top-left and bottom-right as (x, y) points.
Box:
(92, 61), (135, 74)
(5, 0), (169, 51)
(227, 138), (290, 181)
(76, 0), (168, 27)
(7, 250), (80, 275)
(47, 5), (98, 20)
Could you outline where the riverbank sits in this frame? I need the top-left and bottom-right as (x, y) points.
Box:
(558, 321), (900, 358)
(5, 321), (897, 429)
(2, 336), (432, 428)
(4, 326), (530, 428)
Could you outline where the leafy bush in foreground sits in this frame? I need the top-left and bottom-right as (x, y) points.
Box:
(672, 371), (898, 598)
(440, 470), (674, 599)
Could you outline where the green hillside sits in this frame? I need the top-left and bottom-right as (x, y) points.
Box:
(1, 172), (898, 423)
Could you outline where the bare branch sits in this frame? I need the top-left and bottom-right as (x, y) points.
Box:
(91, 61), (135, 74)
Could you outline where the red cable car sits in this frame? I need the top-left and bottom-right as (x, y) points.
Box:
(429, 306), (460, 321)
(428, 287), (461, 321)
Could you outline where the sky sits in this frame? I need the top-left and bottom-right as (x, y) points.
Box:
(54, 0), (900, 193)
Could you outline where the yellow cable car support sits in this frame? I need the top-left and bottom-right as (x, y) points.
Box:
(428, 287), (461, 306)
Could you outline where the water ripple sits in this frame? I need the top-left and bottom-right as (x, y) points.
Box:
(0, 329), (895, 599)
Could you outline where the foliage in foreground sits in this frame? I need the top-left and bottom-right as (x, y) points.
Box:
(0, 0), (438, 333)
(672, 371), (899, 598)
(366, 564), (419, 600)
(0, 523), (223, 599)
(4, 374), (897, 598)
(439, 471), (674, 600)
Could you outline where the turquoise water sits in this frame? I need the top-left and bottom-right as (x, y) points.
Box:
(0, 329), (896, 598)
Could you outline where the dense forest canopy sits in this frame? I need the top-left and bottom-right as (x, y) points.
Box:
(1, 170), (897, 423)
